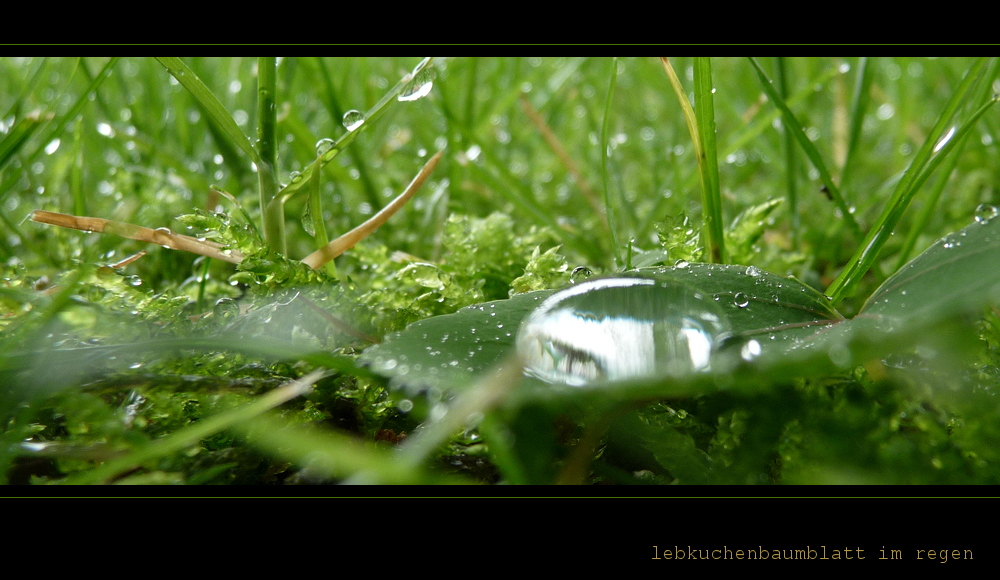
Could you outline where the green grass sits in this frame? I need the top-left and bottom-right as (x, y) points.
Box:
(2, 57), (1000, 486)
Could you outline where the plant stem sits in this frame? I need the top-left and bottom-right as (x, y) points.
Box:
(257, 57), (285, 254)
(693, 57), (726, 264)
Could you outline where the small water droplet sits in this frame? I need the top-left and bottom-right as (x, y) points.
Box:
(975, 203), (999, 224)
(674, 259), (689, 269)
(745, 265), (761, 277)
(315, 137), (335, 157)
(343, 110), (365, 131)
(301, 198), (315, 237)
(213, 297), (239, 318)
(570, 266), (594, 283)
(516, 277), (730, 386)
(734, 292), (750, 308)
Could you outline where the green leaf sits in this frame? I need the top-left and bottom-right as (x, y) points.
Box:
(360, 290), (554, 392)
(363, 204), (1000, 407)
(360, 262), (842, 395)
(862, 210), (1000, 321)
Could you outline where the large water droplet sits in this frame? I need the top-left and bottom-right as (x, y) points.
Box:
(974, 203), (998, 224)
(398, 67), (435, 102)
(516, 277), (730, 386)
(343, 110), (365, 131)
(734, 292), (750, 308)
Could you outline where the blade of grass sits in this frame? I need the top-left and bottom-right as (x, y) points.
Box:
(257, 57), (285, 254)
(601, 58), (623, 268)
(661, 57), (726, 263)
(894, 95), (999, 267)
(306, 154), (337, 277)
(154, 57), (262, 167)
(840, 57), (874, 194)
(748, 57), (864, 242)
(775, 57), (800, 249)
(693, 57), (726, 264)
(896, 59), (1000, 268)
(276, 57), (435, 204)
(826, 57), (991, 304)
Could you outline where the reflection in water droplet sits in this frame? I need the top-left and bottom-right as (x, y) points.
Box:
(343, 110), (365, 131)
(516, 277), (730, 386)
(975, 203), (999, 224)
(734, 292), (750, 308)
(315, 137), (335, 156)
(398, 67), (435, 102)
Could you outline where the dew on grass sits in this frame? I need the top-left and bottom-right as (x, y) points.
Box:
(516, 277), (730, 386)
(343, 110), (365, 131)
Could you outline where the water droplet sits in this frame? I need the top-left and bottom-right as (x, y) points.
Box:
(745, 265), (761, 277)
(213, 297), (239, 318)
(301, 198), (315, 237)
(570, 266), (594, 283)
(343, 110), (365, 131)
(315, 137), (335, 157)
(398, 67), (435, 102)
(674, 259), (689, 269)
(975, 203), (998, 224)
(516, 277), (730, 386)
(734, 292), (750, 308)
